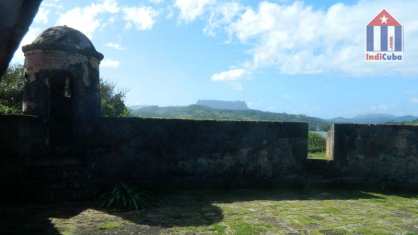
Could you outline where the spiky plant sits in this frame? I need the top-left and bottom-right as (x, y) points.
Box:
(100, 183), (152, 210)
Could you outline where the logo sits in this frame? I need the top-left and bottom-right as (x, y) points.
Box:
(366, 10), (403, 62)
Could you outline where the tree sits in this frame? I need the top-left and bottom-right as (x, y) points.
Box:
(0, 64), (25, 114)
(0, 65), (129, 117)
(308, 132), (326, 153)
(100, 80), (129, 117)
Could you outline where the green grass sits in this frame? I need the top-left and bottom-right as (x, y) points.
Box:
(231, 222), (266, 235)
(13, 189), (418, 234)
(98, 221), (123, 230)
(209, 224), (227, 234)
(308, 151), (328, 160)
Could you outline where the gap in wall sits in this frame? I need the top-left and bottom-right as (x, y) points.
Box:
(307, 128), (332, 161)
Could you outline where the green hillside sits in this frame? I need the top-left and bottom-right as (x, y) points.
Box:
(130, 105), (330, 131)
(401, 119), (418, 125)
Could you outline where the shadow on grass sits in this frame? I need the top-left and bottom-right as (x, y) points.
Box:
(1, 203), (81, 235)
(1, 195), (224, 234)
(2, 187), (416, 234)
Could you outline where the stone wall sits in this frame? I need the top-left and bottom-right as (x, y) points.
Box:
(329, 123), (418, 186)
(82, 118), (308, 188)
(0, 115), (47, 201)
(4, 117), (418, 200)
(0, 115), (46, 157)
(0, 116), (308, 200)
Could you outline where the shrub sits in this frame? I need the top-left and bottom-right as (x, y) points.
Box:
(0, 65), (25, 114)
(308, 132), (326, 153)
(100, 183), (154, 211)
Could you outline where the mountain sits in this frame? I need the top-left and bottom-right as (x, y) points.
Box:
(128, 105), (151, 110)
(331, 114), (418, 124)
(129, 104), (330, 131)
(196, 100), (249, 110)
(398, 119), (418, 126)
(129, 102), (418, 129)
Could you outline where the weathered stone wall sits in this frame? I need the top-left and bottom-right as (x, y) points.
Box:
(329, 124), (418, 186)
(0, 115), (47, 201)
(82, 118), (308, 188)
(0, 115), (46, 157)
(3, 117), (418, 200)
(0, 116), (308, 200)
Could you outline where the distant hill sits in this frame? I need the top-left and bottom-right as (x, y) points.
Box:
(196, 100), (249, 110)
(128, 105), (151, 110)
(129, 105), (330, 131)
(399, 119), (418, 126)
(331, 114), (418, 124)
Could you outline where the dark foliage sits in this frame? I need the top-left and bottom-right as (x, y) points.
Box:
(0, 65), (25, 114)
(100, 80), (129, 117)
(100, 183), (155, 211)
(308, 132), (326, 153)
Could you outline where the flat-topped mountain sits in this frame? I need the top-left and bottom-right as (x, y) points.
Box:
(129, 104), (330, 131)
(196, 100), (249, 110)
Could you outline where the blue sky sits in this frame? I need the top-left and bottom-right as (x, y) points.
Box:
(12, 0), (418, 118)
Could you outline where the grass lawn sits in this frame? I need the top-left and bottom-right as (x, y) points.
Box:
(6, 188), (418, 235)
(308, 151), (328, 160)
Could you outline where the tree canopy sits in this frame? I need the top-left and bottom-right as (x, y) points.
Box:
(0, 64), (25, 114)
(100, 80), (129, 117)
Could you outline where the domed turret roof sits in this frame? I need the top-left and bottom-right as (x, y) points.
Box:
(22, 26), (103, 60)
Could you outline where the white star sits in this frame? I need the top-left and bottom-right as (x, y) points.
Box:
(380, 15), (388, 24)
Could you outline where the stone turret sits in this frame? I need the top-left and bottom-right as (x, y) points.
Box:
(22, 26), (104, 145)
(22, 26), (103, 122)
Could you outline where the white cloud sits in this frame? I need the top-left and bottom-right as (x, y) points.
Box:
(13, 0), (163, 63)
(11, 27), (43, 64)
(32, 0), (66, 25)
(149, 0), (164, 4)
(42, 0), (64, 9)
(175, 0), (215, 22)
(101, 58), (121, 69)
(105, 42), (125, 50)
(209, 0), (418, 76)
(211, 68), (246, 81)
(123, 6), (158, 30)
(204, 2), (245, 36)
(58, 1), (159, 34)
(411, 98), (418, 104)
(11, 0), (66, 64)
(57, 0), (120, 38)
(34, 7), (50, 24)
